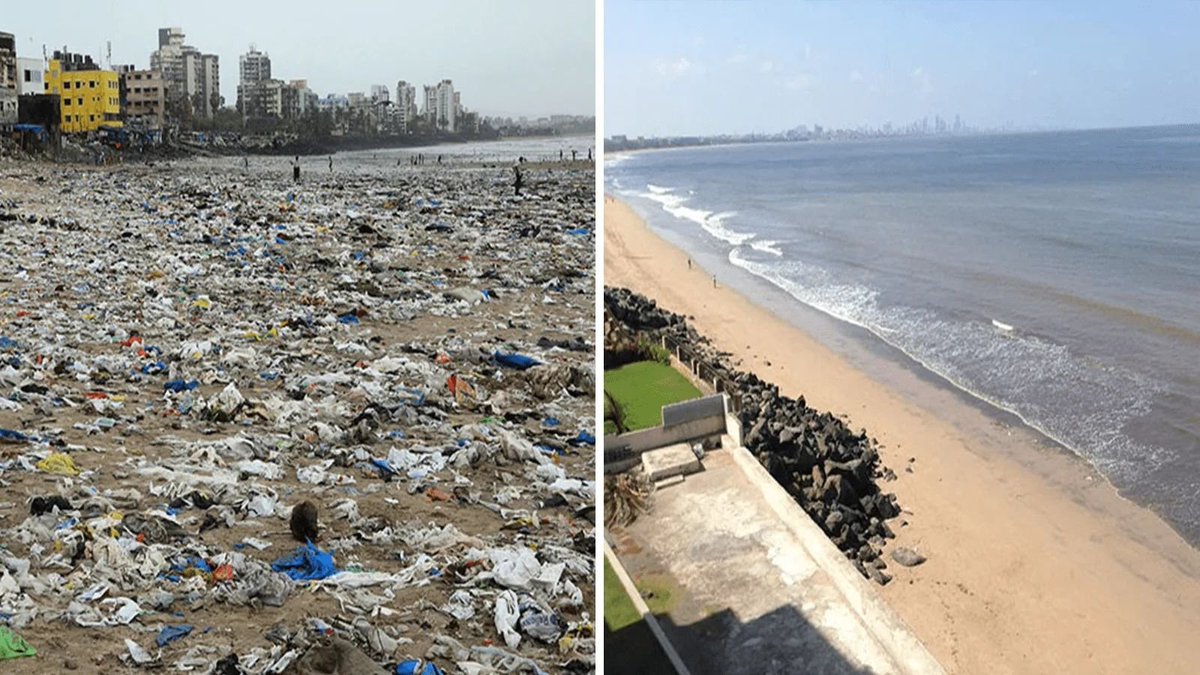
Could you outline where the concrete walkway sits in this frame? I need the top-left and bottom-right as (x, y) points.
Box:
(611, 448), (944, 675)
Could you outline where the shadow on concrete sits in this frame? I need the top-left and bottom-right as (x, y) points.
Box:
(604, 618), (678, 674)
(607, 604), (877, 675)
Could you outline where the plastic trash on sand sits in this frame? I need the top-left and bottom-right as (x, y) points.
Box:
(395, 659), (446, 675)
(271, 542), (338, 581)
(494, 590), (522, 649)
(36, 453), (80, 476)
(0, 627), (36, 660)
(0, 153), (596, 674)
(492, 351), (541, 370)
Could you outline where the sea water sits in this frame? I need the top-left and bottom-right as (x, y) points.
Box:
(608, 126), (1200, 545)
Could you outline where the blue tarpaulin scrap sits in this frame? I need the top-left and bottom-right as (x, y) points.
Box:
(164, 380), (200, 393)
(338, 313), (360, 325)
(0, 429), (30, 444)
(156, 625), (192, 647)
(570, 430), (595, 446)
(493, 352), (540, 370)
(395, 659), (445, 675)
(271, 542), (338, 581)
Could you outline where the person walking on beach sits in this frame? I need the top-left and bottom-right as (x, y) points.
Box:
(513, 165), (524, 196)
(688, 258), (692, 270)
(713, 274), (717, 288)
(292, 156), (300, 183)
(328, 156), (333, 173)
(572, 149), (577, 162)
(243, 156), (249, 170)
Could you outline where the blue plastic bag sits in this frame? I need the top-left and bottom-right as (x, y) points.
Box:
(395, 659), (445, 675)
(156, 625), (192, 647)
(493, 351), (540, 370)
(164, 380), (200, 393)
(271, 542), (338, 581)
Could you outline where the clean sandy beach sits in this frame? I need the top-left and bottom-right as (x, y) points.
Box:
(604, 195), (1200, 675)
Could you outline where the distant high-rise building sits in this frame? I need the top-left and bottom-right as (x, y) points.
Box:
(395, 80), (417, 132)
(239, 47), (271, 86)
(422, 79), (459, 132)
(150, 27), (220, 120)
(369, 84), (389, 103)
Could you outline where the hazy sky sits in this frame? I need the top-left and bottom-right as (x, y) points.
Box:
(4, 0), (594, 117)
(606, 0), (1200, 136)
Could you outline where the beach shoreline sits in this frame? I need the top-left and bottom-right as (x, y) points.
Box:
(604, 194), (1200, 674)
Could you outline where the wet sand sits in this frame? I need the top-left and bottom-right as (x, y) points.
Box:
(604, 195), (1200, 675)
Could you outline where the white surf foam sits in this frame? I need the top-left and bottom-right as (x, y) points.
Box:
(638, 186), (756, 246)
(727, 248), (1166, 486)
(750, 239), (784, 256)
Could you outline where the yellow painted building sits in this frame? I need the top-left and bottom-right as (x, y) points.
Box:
(45, 56), (122, 134)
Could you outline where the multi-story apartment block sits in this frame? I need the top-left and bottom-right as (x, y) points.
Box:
(45, 51), (121, 133)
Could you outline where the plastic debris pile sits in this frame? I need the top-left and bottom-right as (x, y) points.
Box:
(0, 156), (596, 672)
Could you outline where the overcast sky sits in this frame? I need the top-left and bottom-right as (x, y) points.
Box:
(4, 0), (595, 118)
(606, 0), (1200, 136)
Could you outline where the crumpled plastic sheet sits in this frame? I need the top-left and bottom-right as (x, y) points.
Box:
(271, 542), (338, 581)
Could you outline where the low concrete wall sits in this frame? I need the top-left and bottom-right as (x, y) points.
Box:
(604, 394), (731, 472)
(729, 445), (945, 674)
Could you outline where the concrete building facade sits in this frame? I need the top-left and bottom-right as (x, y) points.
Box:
(121, 69), (165, 130)
(0, 32), (15, 126)
(239, 78), (283, 119)
(16, 57), (44, 96)
(395, 80), (417, 131)
(239, 47), (270, 86)
(422, 79), (459, 132)
(150, 27), (219, 120)
(45, 51), (121, 133)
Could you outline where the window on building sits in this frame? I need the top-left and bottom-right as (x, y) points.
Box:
(78, 98), (83, 105)
(63, 98), (71, 106)
(23, 70), (30, 82)
(90, 81), (96, 88)
(90, 115), (95, 122)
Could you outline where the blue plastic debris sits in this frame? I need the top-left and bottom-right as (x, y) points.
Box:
(156, 625), (193, 648)
(493, 352), (540, 370)
(566, 227), (590, 236)
(371, 458), (399, 477)
(338, 313), (360, 325)
(570, 430), (595, 446)
(395, 659), (445, 675)
(0, 429), (30, 444)
(543, 417), (560, 428)
(0, 337), (19, 350)
(163, 380), (200, 393)
(271, 542), (338, 581)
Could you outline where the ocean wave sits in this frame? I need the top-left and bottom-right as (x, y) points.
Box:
(750, 239), (784, 256)
(727, 248), (1166, 485)
(638, 189), (756, 246)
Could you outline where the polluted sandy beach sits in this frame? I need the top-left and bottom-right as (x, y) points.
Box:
(0, 155), (596, 673)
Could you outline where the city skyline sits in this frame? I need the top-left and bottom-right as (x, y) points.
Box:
(2, 0), (594, 118)
(606, 0), (1200, 137)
